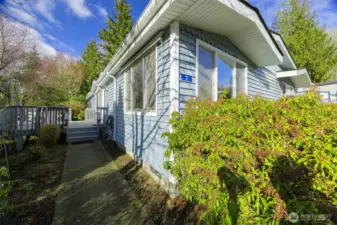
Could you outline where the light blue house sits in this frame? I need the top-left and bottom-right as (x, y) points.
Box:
(85, 0), (311, 190)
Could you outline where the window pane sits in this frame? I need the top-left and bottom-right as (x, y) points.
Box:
(125, 70), (131, 111)
(217, 57), (232, 98)
(132, 59), (143, 110)
(198, 47), (214, 100)
(236, 63), (246, 95)
(144, 48), (156, 111)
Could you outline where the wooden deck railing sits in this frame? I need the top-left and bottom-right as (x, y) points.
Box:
(84, 107), (108, 125)
(0, 106), (69, 138)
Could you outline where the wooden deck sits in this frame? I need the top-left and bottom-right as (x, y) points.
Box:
(0, 106), (109, 148)
(0, 106), (69, 150)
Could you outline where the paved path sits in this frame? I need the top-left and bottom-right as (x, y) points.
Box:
(52, 142), (154, 225)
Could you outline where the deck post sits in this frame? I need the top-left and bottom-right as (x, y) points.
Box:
(15, 133), (23, 151)
(69, 108), (72, 122)
(36, 108), (41, 133)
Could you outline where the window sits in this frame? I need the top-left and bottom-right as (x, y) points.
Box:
(132, 59), (143, 110)
(197, 40), (247, 100)
(217, 56), (233, 98)
(144, 49), (156, 111)
(282, 82), (294, 96)
(124, 47), (157, 113)
(198, 47), (214, 100)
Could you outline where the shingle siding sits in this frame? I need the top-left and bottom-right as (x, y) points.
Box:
(108, 29), (171, 179)
(104, 79), (115, 117)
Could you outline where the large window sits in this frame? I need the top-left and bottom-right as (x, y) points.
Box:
(125, 47), (157, 113)
(198, 47), (214, 100)
(197, 40), (247, 100)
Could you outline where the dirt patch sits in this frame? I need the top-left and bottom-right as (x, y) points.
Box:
(6, 145), (67, 225)
(102, 139), (201, 225)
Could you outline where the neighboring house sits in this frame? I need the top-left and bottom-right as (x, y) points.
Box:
(85, 0), (312, 191)
(297, 80), (337, 102)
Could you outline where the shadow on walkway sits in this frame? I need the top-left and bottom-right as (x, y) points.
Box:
(52, 142), (154, 225)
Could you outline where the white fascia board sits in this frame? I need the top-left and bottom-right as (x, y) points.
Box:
(277, 69), (312, 88)
(277, 69), (308, 78)
(86, 92), (93, 100)
(272, 33), (297, 69)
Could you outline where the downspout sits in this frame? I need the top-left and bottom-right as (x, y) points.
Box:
(98, 72), (117, 141)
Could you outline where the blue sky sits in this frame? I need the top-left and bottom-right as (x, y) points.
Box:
(2, 0), (337, 59)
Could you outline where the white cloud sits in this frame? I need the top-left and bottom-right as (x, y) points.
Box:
(34, 0), (62, 29)
(27, 28), (58, 56)
(6, 5), (37, 26)
(93, 4), (108, 19)
(64, 0), (92, 18)
(43, 33), (76, 53)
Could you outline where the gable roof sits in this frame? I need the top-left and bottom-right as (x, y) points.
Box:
(88, 0), (292, 99)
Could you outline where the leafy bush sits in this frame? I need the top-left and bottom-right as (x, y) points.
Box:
(39, 125), (60, 147)
(27, 145), (48, 161)
(0, 166), (12, 213)
(163, 91), (337, 224)
(6, 145), (48, 168)
(63, 95), (86, 121)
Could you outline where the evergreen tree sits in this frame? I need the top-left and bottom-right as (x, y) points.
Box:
(80, 40), (104, 94)
(273, 0), (337, 83)
(99, 0), (132, 64)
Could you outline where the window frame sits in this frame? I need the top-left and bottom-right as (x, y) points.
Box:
(196, 39), (248, 101)
(123, 45), (158, 116)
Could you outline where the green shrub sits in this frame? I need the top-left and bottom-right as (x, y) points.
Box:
(0, 166), (12, 213)
(39, 124), (60, 147)
(27, 145), (48, 161)
(163, 91), (337, 224)
(7, 145), (48, 167)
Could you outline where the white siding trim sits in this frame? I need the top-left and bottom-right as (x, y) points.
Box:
(195, 39), (200, 98)
(245, 66), (248, 94)
(169, 21), (180, 124)
(101, 88), (105, 107)
(169, 20), (179, 185)
(232, 62), (237, 98)
(213, 51), (218, 101)
(123, 44), (159, 117)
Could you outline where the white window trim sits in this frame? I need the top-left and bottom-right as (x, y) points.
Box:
(123, 45), (158, 117)
(196, 39), (248, 101)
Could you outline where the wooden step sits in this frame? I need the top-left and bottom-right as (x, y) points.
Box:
(68, 135), (99, 143)
(67, 131), (98, 138)
(68, 127), (98, 133)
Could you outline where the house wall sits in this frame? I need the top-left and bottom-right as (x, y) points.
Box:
(316, 83), (337, 93)
(104, 29), (172, 181)
(178, 24), (293, 110)
(99, 23), (297, 187)
(104, 79), (115, 117)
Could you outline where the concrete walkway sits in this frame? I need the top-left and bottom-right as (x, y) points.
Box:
(52, 142), (154, 225)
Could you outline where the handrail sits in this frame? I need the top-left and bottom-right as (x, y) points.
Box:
(0, 106), (69, 136)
